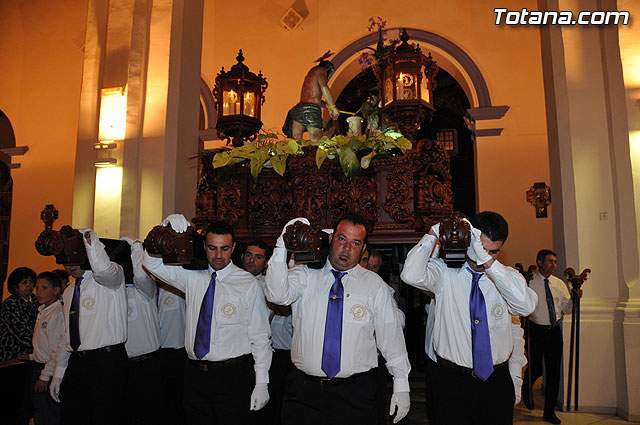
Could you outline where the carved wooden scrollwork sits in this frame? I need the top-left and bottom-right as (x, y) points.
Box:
(194, 141), (454, 244)
(249, 179), (293, 226)
(328, 174), (378, 225)
(218, 177), (243, 227)
(383, 160), (419, 229)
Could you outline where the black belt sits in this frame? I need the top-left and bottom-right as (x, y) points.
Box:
(129, 349), (158, 363)
(190, 353), (251, 372)
(530, 321), (560, 330)
(436, 355), (508, 379)
(301, 368), (375, 386)
(73, 343), (125, 358)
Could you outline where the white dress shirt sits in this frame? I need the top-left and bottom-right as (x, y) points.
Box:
(265, 247), (411, 393)
(143, 253), (272, 384)
(255, 275), (293, 350)
(125, 242), (161, 357)
(424, 297), (437, 362)
(158, 287), (186, 349)
(401, 234), (538, 368)
(31, 300), (65, 381)
(528, 272), (572, 325)
(54, 237), (128, 379)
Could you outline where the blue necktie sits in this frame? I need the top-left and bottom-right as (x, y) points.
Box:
(544, 278), (557, 325)
(322, 270), (346, 378)
(194, 272), (216, 359)
(468, 268), (493, 381)
(69, 277), (83, 351)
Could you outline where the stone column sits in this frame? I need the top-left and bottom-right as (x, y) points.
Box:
(539, 0), (640, 419)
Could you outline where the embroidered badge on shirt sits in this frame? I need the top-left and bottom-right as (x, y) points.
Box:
(82, 297), (96, 310)
(350, 304), (367, 321)
(42, 321), (48, 329)
(163, 298), (174, 307)
(491, 303), (506, 320)
(221, 303), (236, 318)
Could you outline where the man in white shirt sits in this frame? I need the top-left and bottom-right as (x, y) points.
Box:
(401, 211), (537, 425)
(522, 249), (579, 424)
(50, 229), (129, 425)
(265, 213), (411, 425)
(362, 249), (406, 425)
(156, 276), (187, 425)
(142, 216), (272, 425)
(122, 237), (162, 425)
(242, 240), (292, 425)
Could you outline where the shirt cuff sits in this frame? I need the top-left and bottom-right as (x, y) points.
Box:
(53, 366), (66, 379)
(38, 373), (51, 382)
(255, 367), (269, 385)
(392, 377), (410, 393)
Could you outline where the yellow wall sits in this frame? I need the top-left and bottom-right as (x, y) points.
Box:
(0, 0), (89, 300)
(201, 0), (551, 266)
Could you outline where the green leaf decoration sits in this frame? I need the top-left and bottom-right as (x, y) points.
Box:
(212, 152), (232, 168)
(339, 145), (360, 179)
(285, 139), (299, 154)
(393, 136), (412, 152)
(316, 147), (329, 169)
(360, 150), (376, 169)
(250, 158), (263, 182)
(270, 154), (288, 176)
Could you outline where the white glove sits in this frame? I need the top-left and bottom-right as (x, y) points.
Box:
(466, 226), (492, 265)
(249, 383), (269, 411)
(430, 223), (440, 238)
(276, 217), (310, 248)
(120, 236), (138, 245)
(161, 214), (190, 233)
(50, 377), (63, 403)
(389, 391), (410, 423)
(79, 228), (98, 246)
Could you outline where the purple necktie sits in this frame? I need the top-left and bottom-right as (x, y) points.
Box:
(194, 272), (216, 359)
(69, 277), (83, 351)
(322, 270), (346, 378)
(468, 268), (493, 381)
(544, 278), (557, 325)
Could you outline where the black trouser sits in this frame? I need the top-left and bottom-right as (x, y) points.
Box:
(125, 350), (162, 425)
(424, 355), (439, 425)
(374, 355), (389, 425)
(184, 354), (254, 425)
(282, 367), (378, 425)
(157, 348), (187, 425)
(252, 349), (293, 425)
(434, 357), (514, 425)
(523, 322), (563, 415)
(31, 362), (61, 425)
(60, 343), (127, 425)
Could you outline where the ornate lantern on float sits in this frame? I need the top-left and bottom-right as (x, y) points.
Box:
(213, 50), (268, 147)
(377, 29), (439, 139)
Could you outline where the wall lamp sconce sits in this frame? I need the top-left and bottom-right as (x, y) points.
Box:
(94, 141), (117, 167)
(526, 182), (551, 218)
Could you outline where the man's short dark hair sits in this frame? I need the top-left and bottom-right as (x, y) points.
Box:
(536, 249), (557, 265)
(368, 249), (381, 263)
(52, 269), (70, 282)
(36, 271), (62, 289)
(205, 221), (234, 242)
(470, 211), (509, 243)
(244, 239), (271, 260)
(332, 213), (368, 242)
(7, 267), (36, 295)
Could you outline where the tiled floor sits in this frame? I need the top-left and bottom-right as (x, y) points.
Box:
(399, 370), (639, 425)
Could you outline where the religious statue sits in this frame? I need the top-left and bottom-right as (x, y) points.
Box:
(282, 51), (340, 141)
